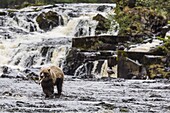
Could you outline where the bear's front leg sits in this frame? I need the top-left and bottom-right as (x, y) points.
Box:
(41, 80), (54, 98)
(43, 88), (54, 98)
(56, 78), (63, 97)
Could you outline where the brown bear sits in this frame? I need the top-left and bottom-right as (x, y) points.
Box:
(39, 66), (64, 98)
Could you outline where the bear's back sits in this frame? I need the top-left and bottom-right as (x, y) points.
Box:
(49, 66), (64, 78)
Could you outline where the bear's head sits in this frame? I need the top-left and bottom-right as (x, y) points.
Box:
(39, 68), (52, 83)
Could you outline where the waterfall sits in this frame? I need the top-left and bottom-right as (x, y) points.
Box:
(0, 3), (116, 72)
(74, 60), (116, 78)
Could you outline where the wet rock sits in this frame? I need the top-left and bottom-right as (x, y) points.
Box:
(0, 66), (27, 79)
(16, 101), (27, 107)
(119, 107), (129, 112)
(144, 55), (164, 65)
(72, 36), (119, 51)
(95, 102), (115, 110)
(2, 91), (12, 96)
(1, 74), (13, 78)
(68, 12), (79, 17)
(2, 66), (9, 74)
(93, 14), (111, 35)
(117, 55), (143, 79)
(13, 93), (22, 97)
(122, 98), (136, 102)
(26, 71), (39, 81)
(78, 96), (96, 101)
(36, 11), (64, 31)
(23, 68), (39, 81)
(0, 12), (7, 16)
(149, 94), (162, 98)
(64, 47), (117, 78)
(40, 46), (51, 57)
(97, 5), (106, 12)
(63, 48), (81, 75)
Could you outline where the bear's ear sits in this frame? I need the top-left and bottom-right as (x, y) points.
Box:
(48, 68), (50, 72)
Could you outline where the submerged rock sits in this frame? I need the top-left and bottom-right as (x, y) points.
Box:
(36, 11), (64, 31)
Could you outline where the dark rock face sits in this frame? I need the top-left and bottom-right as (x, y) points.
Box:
(117, 56), (144, 79)
(128, 0), (136, 8)
(63, 48), (84, 75)
(0, 11), (7, 16)
(74, 61), (95, 79)
(63, 48), (117, 78)
(97, 5), (106, 12)
(36, 11), (64, 31)
(93, 14), (111, 35)
(63, 46), (117, 77)
(72, 36), (129, 51)
(67, 35), (170, 79)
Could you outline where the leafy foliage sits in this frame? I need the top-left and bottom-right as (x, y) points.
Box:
(155, 37), (170, 55)
(112, 0), (169, 36)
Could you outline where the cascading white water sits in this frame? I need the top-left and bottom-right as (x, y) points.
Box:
(74, 60), (117, 78)
(0, 3), (116, 72)
(47, 15), (98, 37)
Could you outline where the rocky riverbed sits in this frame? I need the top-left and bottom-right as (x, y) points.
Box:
(0, 76), (170, 113)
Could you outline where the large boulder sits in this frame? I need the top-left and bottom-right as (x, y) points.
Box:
(63, 46), (117, 76)
(93, 14), (111, 35)
(36, 11), (64, 31)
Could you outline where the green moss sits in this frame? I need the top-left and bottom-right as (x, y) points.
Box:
(148, 64), (170, 79)
(93, 14), (111, 31)
(113, 0), (168, 37)
(168, 21), (170, 24)
(7, 9), (17, 13)
(154, 38), (170, 55)
(120, 108), (129, 112)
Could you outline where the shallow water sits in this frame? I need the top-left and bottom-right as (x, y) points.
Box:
(0, 77), (170, 113)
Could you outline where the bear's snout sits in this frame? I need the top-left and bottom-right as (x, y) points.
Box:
(40, 73), (44, 78)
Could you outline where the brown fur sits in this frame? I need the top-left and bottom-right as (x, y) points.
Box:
(39, 66), (64, 98)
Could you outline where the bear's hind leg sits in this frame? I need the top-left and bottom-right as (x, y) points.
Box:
(56, 78), (63, 97)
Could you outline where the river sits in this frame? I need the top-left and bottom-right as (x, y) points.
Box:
(0, 3), (169, 113)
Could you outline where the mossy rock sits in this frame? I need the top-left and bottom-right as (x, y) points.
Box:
(148, 64), (170, 79)
(120, 107), (129, 112)
(36, 11), (64, 31)
(93, 14), (111, 35)
(115, 6), (168, 37)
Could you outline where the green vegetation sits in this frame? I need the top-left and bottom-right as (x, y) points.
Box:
(110, 0), (170, 79)
(112, 0), (170, 37)
(148, 64), (170, 79)
(148, 37), (170, 79)
(153, 36), (170, 56)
